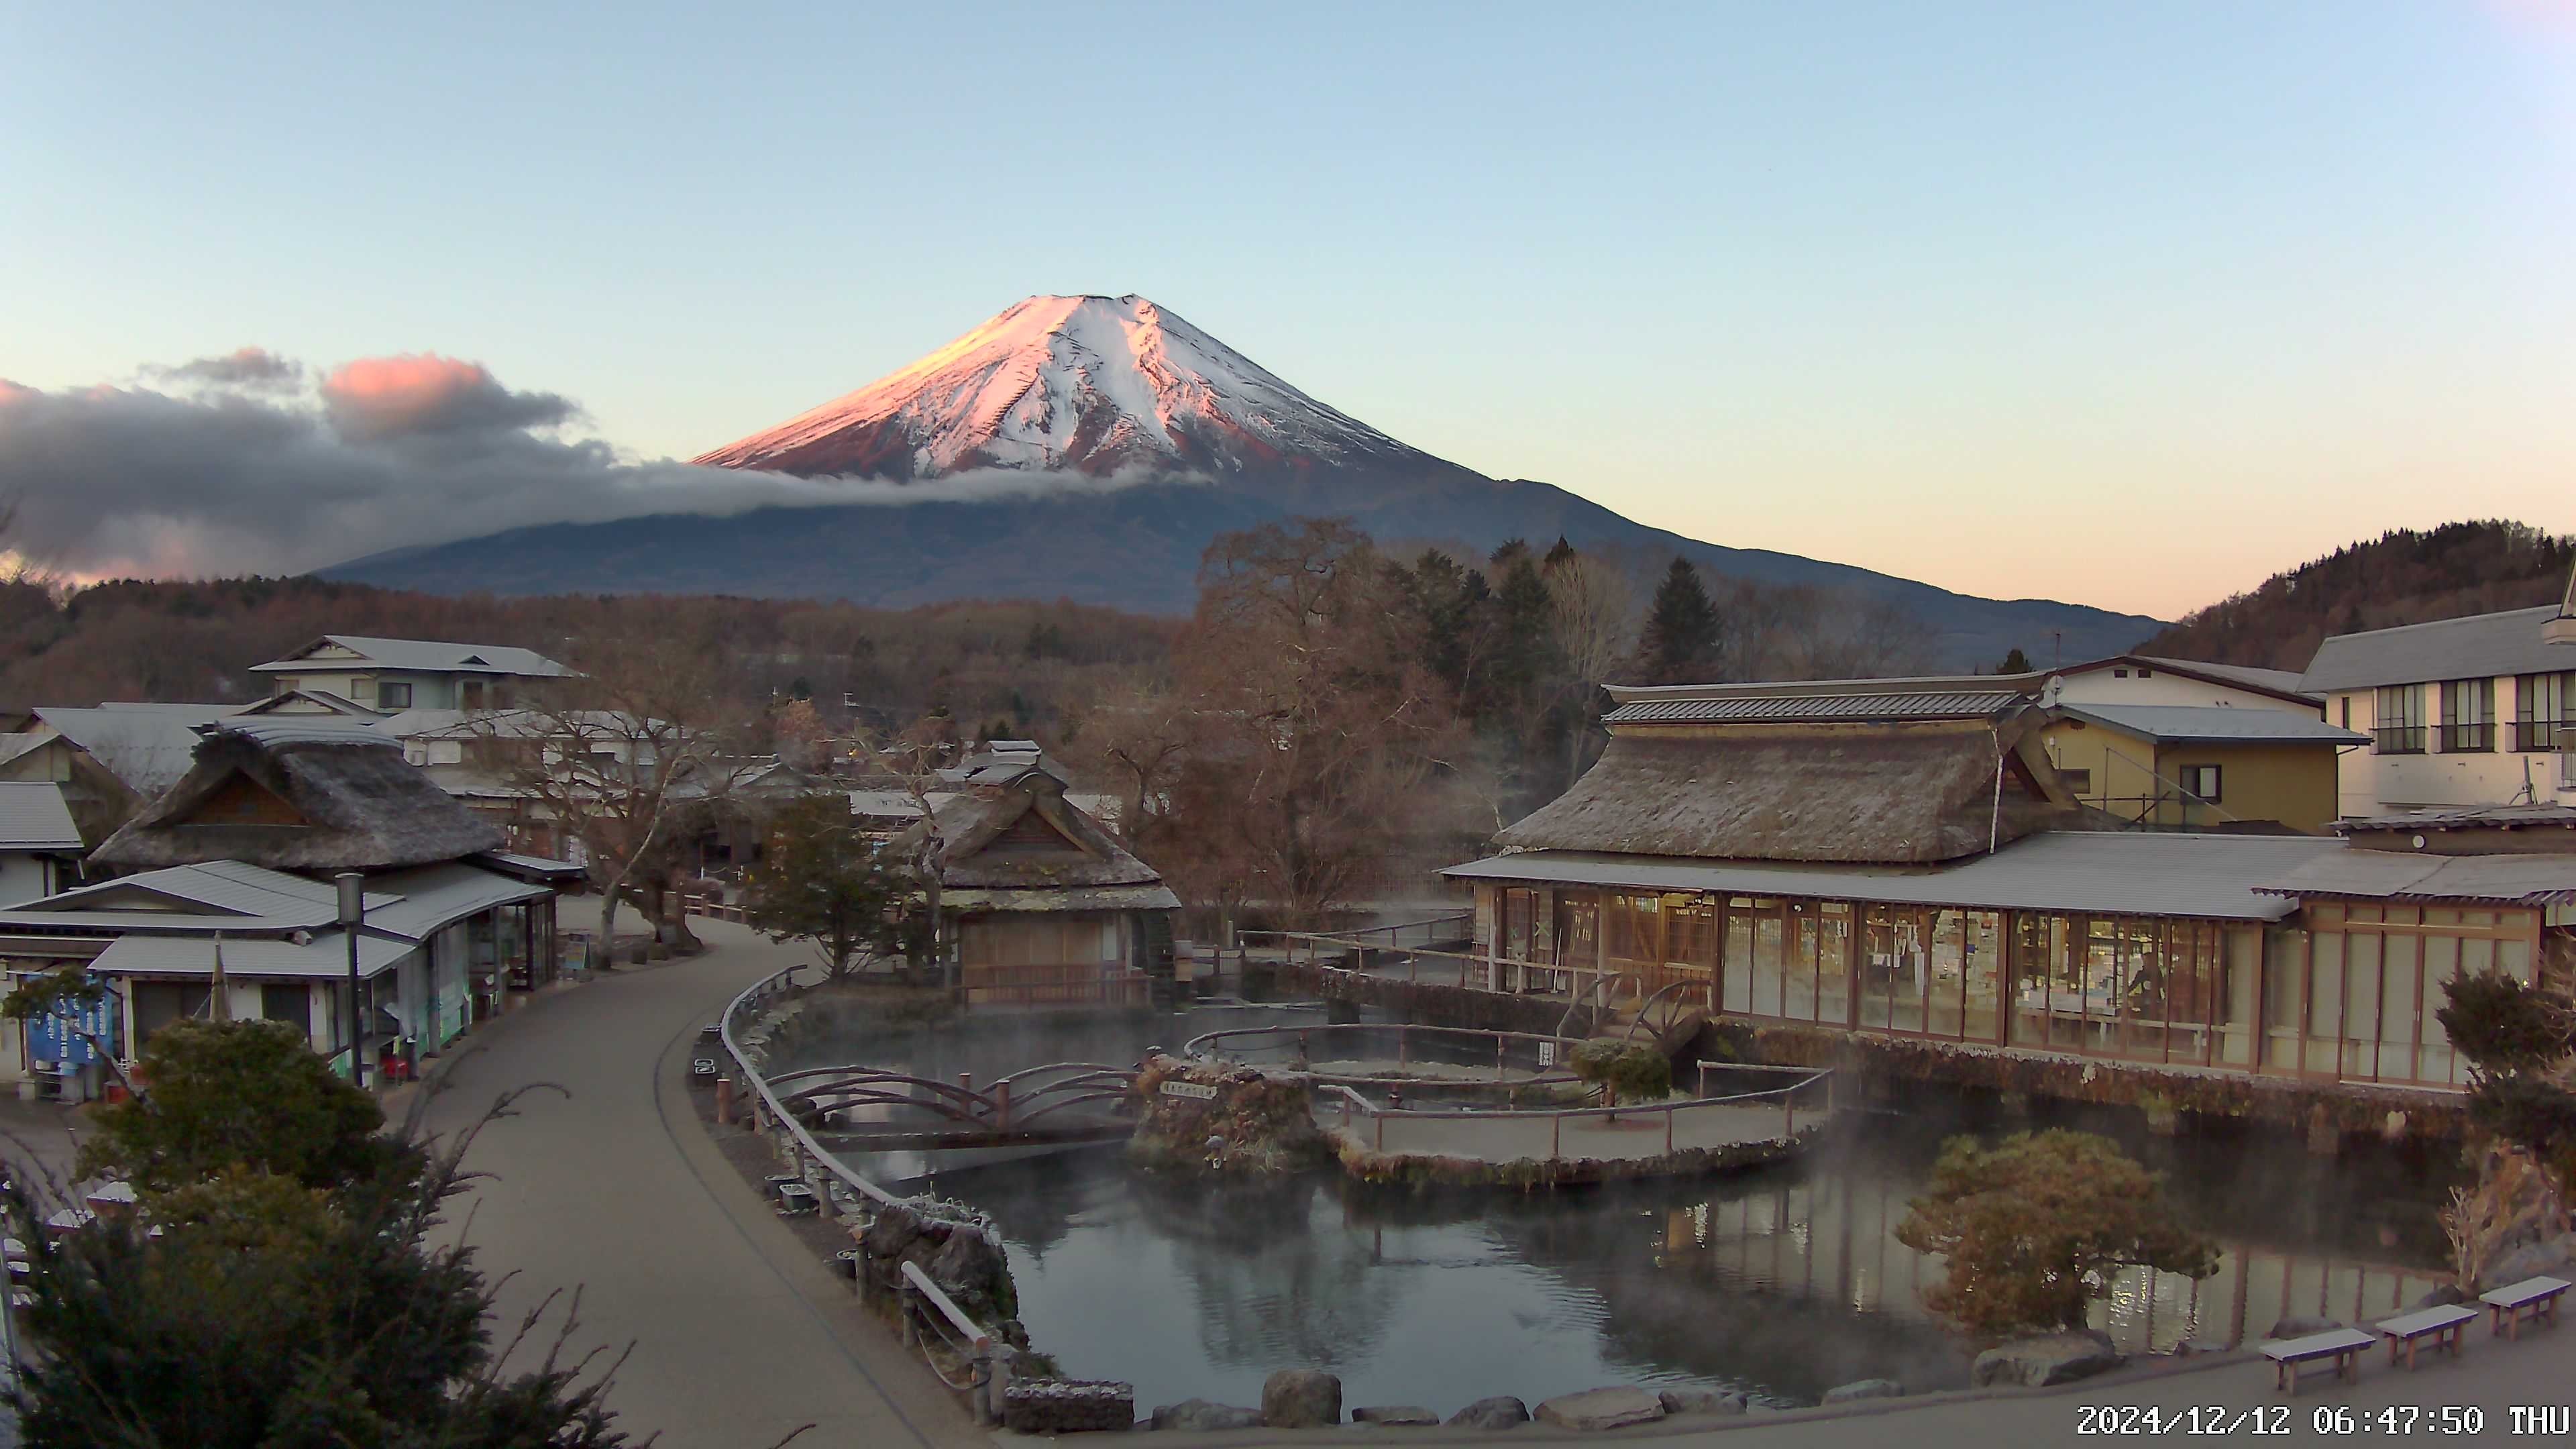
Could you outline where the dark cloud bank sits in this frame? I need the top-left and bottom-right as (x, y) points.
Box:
(0, 349), (1154, 580)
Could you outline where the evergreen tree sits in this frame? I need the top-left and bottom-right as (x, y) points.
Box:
(1637, 558), (1725, 684)
(1542, 535), (1578, 570)
(1996, 646), (2035, 674)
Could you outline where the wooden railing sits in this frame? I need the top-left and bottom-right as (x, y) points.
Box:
(718, 967), (1016, 1423)
(1323, 1062), (1836, 1161)
(1183, 1021), (1588, 1088)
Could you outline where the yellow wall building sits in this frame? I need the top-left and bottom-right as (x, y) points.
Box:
(2039, 704), (2363, 835)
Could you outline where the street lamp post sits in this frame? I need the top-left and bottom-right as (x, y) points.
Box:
(337, 871), (366, 1089)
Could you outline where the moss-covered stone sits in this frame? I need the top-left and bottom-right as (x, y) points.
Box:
(1128, 1054), (1332, 1175)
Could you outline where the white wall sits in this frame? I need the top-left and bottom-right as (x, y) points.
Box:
(0, 852), (56, 907)
(2332, 678), (2575, 816)
(2051, 667), (2318, 714)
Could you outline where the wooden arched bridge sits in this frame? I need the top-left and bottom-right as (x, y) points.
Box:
(761, 1061), (1144, 1152)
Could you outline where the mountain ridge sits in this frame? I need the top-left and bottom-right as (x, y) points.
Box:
(327, 292), (2163, 667)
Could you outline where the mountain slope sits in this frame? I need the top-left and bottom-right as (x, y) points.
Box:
(2141, 521), (2575, 671)
(329, 293), (2163, 667)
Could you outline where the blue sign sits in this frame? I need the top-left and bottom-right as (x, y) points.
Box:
(23, 980), (117, 1067)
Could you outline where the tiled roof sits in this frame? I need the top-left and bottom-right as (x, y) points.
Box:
(252, 635), (570, 677)
(1603, 691), (2025, 725)
(2259, 849), (2576, 906)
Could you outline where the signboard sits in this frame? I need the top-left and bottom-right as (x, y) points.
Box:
(23, 981), (117, 1067)
(1159, 1080), (1219, 1101)
(1536, 1040), (1556, 1068)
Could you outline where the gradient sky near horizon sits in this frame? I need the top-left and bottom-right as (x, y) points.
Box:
(5, 1), (2573, 619)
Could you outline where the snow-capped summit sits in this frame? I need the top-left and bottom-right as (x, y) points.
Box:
(692, 294), (1436, 480)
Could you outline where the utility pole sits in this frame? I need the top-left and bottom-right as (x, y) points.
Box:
(337, 872), (367, 1088)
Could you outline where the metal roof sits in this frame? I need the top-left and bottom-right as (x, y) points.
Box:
(2053, 704), (2369, 745)
(358, 863), (551, 941)
(2299, 606), (2576, 693)
(1603, 691), (2025, 726)
(2258, 850), (2576, 907)
(1442, 831), (2349, 921)
(252, 635), (570, 678)
(31, 704), (235, 797)
(2125, 656), (2320, 702)
(205, 717), (400, 749)
(90, 930), (413, 980)
(0, 783), (82, 851)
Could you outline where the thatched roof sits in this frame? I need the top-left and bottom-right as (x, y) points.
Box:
(91, 719), (503, 872)
(898, 766), (1166, 895)
(1495, 716), (2078, 865)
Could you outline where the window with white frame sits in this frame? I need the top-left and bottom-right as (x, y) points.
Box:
(2180, 764), (2221, 803)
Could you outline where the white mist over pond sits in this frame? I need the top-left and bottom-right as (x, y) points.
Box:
(790, 1002), (2461, 1413)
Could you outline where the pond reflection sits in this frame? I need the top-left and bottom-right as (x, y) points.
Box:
(810, 1006), (2461, 1413)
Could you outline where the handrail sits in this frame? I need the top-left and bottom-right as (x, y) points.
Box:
(1183, 1021), (1587, 1060)
(717, 965), (903, 1211)
(902, 1260), (991, 1350)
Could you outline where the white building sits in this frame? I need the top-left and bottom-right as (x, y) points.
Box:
(2300, 577), (2576, 818)
(250, 635), (571, 712)
(0, 782), (85, 904)
(2045, 654), (2324, 716)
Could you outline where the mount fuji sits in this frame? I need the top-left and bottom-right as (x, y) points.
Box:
(327, 294), (2160, 663)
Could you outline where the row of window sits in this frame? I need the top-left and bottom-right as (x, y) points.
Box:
(2353, 672), (2575, 755)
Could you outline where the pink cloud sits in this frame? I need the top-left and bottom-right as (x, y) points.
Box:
(319, 353), (575, 441)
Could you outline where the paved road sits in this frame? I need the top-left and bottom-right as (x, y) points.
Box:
(418, 921), (977, 1449)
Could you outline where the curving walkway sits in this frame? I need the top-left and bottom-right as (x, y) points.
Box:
(415, 920), (978, 1449)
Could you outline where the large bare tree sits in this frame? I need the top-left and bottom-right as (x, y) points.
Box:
(474, 626), (761, 962)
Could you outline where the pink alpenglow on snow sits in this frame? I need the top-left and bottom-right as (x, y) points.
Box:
(693, 294), (1432, 481)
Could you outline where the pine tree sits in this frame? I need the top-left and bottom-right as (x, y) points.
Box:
(1637, 558), (1724, 684)
(1996, 646), (2035, 674)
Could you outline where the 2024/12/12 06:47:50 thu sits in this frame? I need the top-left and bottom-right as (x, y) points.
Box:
(2076, 1405), (2537, 1434)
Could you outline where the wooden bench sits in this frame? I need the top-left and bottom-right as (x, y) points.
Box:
(2261, 1328), (2375, 1393)
(2480, 1275), (2571, 1340)
(2375, 1304), (2477, 1368)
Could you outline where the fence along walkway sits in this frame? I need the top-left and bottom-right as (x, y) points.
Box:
(718, 966), (1020, 1425)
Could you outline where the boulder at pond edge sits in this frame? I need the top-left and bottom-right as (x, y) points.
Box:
(1821, 1379), (1903, 1403)
(1261, 1369), (1343, 1428)
(1535, 1387), (1666, 1431)
(1150, 1400), (1263, 1432)
(1351, 1406), (1441, 1426)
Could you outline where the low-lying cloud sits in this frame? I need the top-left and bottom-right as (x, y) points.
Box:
(0, 348), (1179, 582)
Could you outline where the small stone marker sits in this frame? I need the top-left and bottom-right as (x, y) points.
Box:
(1159, 1079), (1219, 1100)
(1535, 1387), (1665, 1431)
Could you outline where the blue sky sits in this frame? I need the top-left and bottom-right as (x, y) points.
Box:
(5, 1), (2572, 616)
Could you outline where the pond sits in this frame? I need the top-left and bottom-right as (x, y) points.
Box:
(783, 1001), (2462, 1414)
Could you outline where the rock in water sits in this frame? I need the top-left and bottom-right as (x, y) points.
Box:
(1261, 1368), (1342, 1428)
(1820, 1379), (1902, 1403)
(1131, 1055), (1332, 1175)
(1970, 1331), (2124, 1389)
(1535, 1387), (1666, 1431)
(1351, 1405), (1440, 1426)
(1150, 1399), (1263, 1432)
(1447, 1397), (1532, 1430)
(1658, 1387), (1748, 1415)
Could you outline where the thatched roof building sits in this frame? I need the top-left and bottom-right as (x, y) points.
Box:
(904, 763), (1179, 911)
(91, 718), (504, 873)
(1498, 690), (2078, 866)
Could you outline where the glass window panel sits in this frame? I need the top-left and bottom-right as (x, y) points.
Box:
(1816, 904), (1852, 1026)
(2222, 926), (2260, 1067)
(2503, 938), (2534, 984)
(2306, 932), (2345, 1073)
(2049, 918), (2090, 1051)
(1925, 910), (1964, 1038)
(2419, 936), (2460, 1086)
(1786, 904), (1821, 1022)
(2342, 934), (2382, 1078)
(1964, 912), (2002, 1042)
(1752, 904), (1785, 1018)
(2009, 915), (2051, 1047)
(2378, 934), (2419, 1083)
(1723, 904), (1753, 1014)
